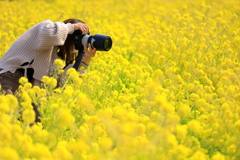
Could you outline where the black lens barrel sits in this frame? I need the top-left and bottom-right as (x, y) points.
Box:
(73, 30), (112, 51)
(90, 34), (112, 51)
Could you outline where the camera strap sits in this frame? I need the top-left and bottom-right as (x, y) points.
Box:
(63, 51), (85, 70)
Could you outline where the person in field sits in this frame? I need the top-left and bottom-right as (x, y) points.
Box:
(0, 18), (96, 124)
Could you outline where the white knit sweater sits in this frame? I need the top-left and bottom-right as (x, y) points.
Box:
(0, 19), (84, 81)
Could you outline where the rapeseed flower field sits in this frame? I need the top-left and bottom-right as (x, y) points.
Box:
(1, 0), (240, 159)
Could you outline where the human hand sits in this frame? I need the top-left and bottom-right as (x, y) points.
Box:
(73, 23), (89, 35)
(82, 44), (97, 64)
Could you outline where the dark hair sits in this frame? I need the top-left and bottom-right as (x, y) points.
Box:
(57, 18), (85, 65)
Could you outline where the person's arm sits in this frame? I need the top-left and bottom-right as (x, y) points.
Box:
(37, 20), (89, 50)
(36, 20), (70, 50)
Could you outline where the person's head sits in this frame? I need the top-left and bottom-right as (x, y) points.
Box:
(57, 18), (86, 65)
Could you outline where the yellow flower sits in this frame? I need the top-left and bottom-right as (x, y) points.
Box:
(23, 82), (32, 90)
(54, 88), (61, 94)
(97, 136), (113, 151)
(20, 92), (32, 105)
(155, 94), (174, 113)
(31, 143), (51, 159)
(135, 123), (146, 136)
(97, 107), (113, 119)
(174, 145), (191, 159)
(167, 134), (178, 149)
(177, 103), (191, 119)
(234, 120), (240, 130)
(221, 102), (229, 110)
(0, 123), (12, 141)
(113, 105), (127, 119)
(63, 85), (74, 98)
(189, 93), (200, 101)
(232, 36), (240, 48)
(121, 122), (135, 135)
(58, 69), (65, 75)
(52, 145), (73, 160)
(234, 93), (240, 101)
(84, 115), (100, 125)
(19, 134), (34, 157)
(56, 108), (75, 128)
(0, 96), (10, 113)
(22, 108), (35, 124)
(66, 68), (79, 78)
(11, 124), (23, 135)
(176, 125), (188, 141)
(76, 92), (91, 110)
(226, 144), (237, 155)
(95, 20), (101, 25)
(0, 147), (19, 160)
(189, 150), (208, 160)
(42, 76), (57, 88)
(132, 136), (149, 148)
(54, 59), (64, 68)
(50, 103), (59, 111)
(188, 120), (203, 136)
(91, 142), (99, 152)
(127, 111), (140, 122)
(31, 85), (39, 93)
(195, 98), (207, 109)
(211, 152), (225, 160)
(224, 110), (233, 119)
(49, 77), (57, 88)
(41, 76), (50, 84)
(164, 78), (173, 86)
(216, 87), (225, 96)
(93, 124), (106, 137)
(74, 139), (90, 155)
(187, 83), (195, 92)
(19, 77), (28, 85)
(39, 88), (47, 97)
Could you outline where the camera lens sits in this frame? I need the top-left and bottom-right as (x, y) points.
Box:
(104, 37), (112, 51)
(90, 34), (112, 51)
(73, 30), (113, 51)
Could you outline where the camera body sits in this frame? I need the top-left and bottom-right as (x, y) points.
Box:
(73, 30), (112, 51)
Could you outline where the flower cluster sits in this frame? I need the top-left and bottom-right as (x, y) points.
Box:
(0, 0), (240, 159)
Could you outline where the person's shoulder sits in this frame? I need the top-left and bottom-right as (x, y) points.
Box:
(39, 19), (54, 25)
(34, 20), (56, 29)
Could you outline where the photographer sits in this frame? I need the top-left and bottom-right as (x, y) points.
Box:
(0, 18), (96, 123)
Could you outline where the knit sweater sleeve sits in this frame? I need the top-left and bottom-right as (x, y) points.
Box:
(36, 20), (70, 50)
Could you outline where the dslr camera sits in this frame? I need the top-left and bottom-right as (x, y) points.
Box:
(73, 30), (112, 51)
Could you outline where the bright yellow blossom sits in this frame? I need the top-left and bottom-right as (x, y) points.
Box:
(22, 108), (35, 124)
(0, 147), (19, 160)
(56, 108), (75, 128)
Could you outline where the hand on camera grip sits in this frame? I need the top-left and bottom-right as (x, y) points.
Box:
(82, 44), (96, 64)
(73, 23), (89, 35)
